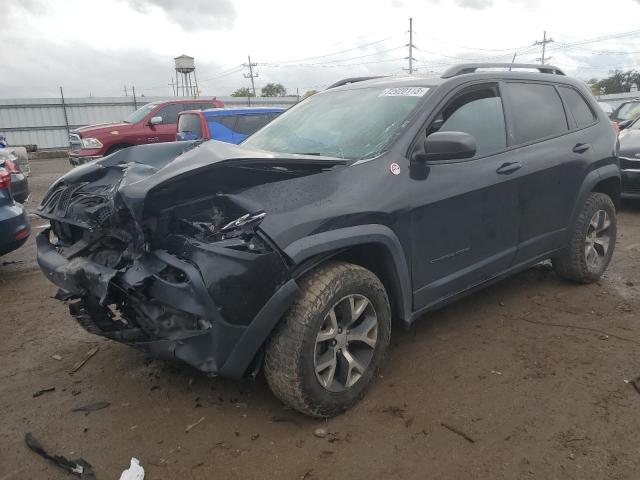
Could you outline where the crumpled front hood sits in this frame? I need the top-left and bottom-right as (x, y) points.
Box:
(37, 140), (348, 230)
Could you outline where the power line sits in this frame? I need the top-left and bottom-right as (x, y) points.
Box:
(262, 37), (396, 65)
(261, 46), (405, 67)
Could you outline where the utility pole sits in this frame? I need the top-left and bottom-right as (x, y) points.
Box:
(243, 55), (259, 97)
(534, 30), (554, 65)
(403, 17), (417, 74)
(123, 85), (128, 97)
(132, 86), (138, 110)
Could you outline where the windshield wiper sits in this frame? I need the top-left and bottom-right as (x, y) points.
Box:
(294, 152), (322, 156)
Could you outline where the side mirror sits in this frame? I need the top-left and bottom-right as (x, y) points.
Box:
(618, 119), (632, 130)
(414, 131), (476, 162)
(149, 116), (163, 126)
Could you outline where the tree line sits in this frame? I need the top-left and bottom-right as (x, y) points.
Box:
(589, 70), (640, 95)
(231, 83), (318, 98)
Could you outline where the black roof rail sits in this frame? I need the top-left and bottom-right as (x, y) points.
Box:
(326, 76), (383, 89)
(441, 63), (566, 79)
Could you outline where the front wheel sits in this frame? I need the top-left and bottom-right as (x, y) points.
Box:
(553, 192), (617, 283)
(264, 261), (391, 418)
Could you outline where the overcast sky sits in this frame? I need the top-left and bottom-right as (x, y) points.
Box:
(3, 0), (640, 98)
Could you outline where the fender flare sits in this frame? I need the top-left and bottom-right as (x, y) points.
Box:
(283, 224), (412, 322)
(569, 165), (620, 233)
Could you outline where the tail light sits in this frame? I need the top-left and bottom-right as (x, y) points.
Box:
(3, 158), (19, 173)
(0, 168), (10, 190)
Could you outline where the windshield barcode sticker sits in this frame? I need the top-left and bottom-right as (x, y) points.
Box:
(380, 87), (429, 97)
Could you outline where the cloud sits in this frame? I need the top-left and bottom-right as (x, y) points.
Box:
(454, 0), (493, 9)
(125, 0), (236, 31)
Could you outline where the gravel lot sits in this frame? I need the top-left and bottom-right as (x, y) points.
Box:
(2, 157), (640, 479)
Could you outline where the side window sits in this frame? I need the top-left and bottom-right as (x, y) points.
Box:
(507, 83), (568, 144)
(559, 86), (596, 128)
(234, 114), (272, 135)
(177, 113), (202, 138)
(155, 104), (183, 125)
(428, 85), (507, 157)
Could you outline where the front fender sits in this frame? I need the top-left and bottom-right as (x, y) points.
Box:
(283, 224), (412, 323)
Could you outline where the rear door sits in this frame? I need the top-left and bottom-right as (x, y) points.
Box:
(503, 82), (595, 263)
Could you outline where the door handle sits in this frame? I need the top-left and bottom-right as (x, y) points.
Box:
(573, 143), (591, 154)
(496, 161), (522, 175)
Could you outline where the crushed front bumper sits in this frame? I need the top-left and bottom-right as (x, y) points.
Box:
(36, 230), (298, 377)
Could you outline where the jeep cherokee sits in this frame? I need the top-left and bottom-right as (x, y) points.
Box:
(36, 63), (620, 417)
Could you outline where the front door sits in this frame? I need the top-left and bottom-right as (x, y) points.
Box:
(410, 82), (523, 310)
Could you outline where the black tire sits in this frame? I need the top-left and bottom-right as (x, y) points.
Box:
(264, 261), (391, 418)
(553, 192), (616, 283)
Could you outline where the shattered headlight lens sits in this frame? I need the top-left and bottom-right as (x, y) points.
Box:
(81, 137), (103, 149)
(221, 212), (266, 232)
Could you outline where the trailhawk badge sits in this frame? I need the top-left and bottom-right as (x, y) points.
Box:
(390, 163), (401, 175)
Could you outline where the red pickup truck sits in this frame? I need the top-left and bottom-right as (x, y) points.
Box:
(68, 98), (224, 166)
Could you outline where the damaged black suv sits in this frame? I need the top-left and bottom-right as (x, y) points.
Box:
(37, 63), (620, 417)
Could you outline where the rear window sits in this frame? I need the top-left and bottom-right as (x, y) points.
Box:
(178, 113), (202, 138)
(559, 87), (596, 128)
(235, 114), (273, 135)
(507, 83), (568, 144)
(208, 115), (237, 130)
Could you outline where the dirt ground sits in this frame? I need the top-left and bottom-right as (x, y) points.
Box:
(1, 158), (640, 480)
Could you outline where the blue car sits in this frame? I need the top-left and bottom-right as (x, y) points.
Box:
(176, 107), (285, 144)
(0, 167), (30, 256)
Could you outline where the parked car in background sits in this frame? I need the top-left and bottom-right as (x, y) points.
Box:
(36, 63), (619, 418)
(69, 98), (225, 166)
(0, 150), (29, 203)
(610, 99), (640, 125)
(176, 107), (285, 144)
(617, 116), (640, 198)
(0, 167), (30, 256)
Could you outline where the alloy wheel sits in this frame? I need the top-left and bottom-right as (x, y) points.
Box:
(585, 209), (611, 270)
(314, 294), (378, 392)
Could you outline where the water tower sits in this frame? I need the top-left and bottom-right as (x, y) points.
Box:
(174, 54), (199, 97)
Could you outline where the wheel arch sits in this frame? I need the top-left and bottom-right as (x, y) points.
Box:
(284, 225), (412, 323)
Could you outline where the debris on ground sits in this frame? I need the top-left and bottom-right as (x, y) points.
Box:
(624, 376), (640, 395)
(51, 354), (62, 361)
(441, 422), (475, 443)
(313, 428), (327, 439)
(185, 416), (205, 433)
(33, 386), (55, 397)
(119, 457), (145, 480)
(70, 347), (99, 374)
(25, 432), (96, 480)
(72, 401), (110, 414)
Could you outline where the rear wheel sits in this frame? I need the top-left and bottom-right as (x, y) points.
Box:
(553, 192), (616, 283)
(264, 261), (391, 418)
